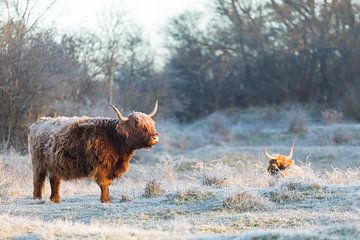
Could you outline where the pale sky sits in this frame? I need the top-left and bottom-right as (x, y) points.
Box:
(45, 0), (209, 50)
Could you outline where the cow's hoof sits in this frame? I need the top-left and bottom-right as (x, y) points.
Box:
(101, 197), (111, 203)
(50, 196), (61, 203)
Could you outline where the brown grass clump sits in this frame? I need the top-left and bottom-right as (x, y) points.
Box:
(223, 192), (271, 212)
(143, 179), (165, 198)
(174, 189), (216, 202)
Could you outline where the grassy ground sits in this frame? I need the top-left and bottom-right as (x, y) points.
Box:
(1, 105), (360, 239)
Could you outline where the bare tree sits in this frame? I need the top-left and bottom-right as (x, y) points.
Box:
(95, 9), (130, 104)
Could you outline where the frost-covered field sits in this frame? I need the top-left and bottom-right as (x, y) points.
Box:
(1, 106), (360, 239)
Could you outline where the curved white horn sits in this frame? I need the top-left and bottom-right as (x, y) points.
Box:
(287, 143), (295, 159)
(148, 100), (158, 118)
(264, 148), (275, 159)
(109, 104), (128, 122)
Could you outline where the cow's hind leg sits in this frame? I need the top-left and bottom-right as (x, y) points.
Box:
(49, 174), (61, 203)
(33, 169), (46, 200)
(96, 176), (112, 203)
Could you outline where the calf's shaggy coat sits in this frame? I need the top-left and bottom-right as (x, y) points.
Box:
(29, 102), (159, 203)
(264, 143), (295, 176)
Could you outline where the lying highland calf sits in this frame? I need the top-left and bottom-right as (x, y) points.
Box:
(264, 144), (295, 176)
(29, 101), (159, 203)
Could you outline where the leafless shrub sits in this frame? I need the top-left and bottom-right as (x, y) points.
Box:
(174, 189), (215, 202)
(287, 108), (308, 133)
(333, 130), (350, 145)
(208, 114), (232, 142)
(223, 192), (271, 212)
(321, 109), (344, 125)
(143, 179), (165, 198)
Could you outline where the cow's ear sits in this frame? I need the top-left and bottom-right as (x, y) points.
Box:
(116, 123), (129, 138)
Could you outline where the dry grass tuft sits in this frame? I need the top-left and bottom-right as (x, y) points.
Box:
(325, 168), (360, 185)
(174, 189), (215, 202)
(0, 163), (12, 203)
(0, 178), (11, 203)
(321, 109), (344, 125)
(191, 161), (234, 187)
(223, 192), (271, 212)
(143, 179), (165, 198)
(120, 193), (132, 202)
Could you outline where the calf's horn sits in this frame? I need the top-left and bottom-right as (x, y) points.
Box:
(264, 148), (275, 159)
(287, 143), (295, 159)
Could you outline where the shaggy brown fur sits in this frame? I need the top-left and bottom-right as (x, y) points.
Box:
(264, 144), (295, 176)
(29, 111), (159, 203)
(267, 156), (295, 176)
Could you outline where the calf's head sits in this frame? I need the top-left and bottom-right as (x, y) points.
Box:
(110, 101), (159, 149)
(264, 144), (295, 175)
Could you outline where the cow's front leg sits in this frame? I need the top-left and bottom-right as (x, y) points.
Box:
(96, 176), (112, 203)
(49, 174), (61, 203)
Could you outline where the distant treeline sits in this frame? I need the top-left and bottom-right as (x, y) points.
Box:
(1, 0), (360, 150)
(166, 0), (360, 120)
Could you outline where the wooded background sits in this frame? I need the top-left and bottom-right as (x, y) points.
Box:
(1, 0), (360, 150)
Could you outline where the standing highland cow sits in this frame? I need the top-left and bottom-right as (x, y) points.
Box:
(29, 101), (159, 203)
